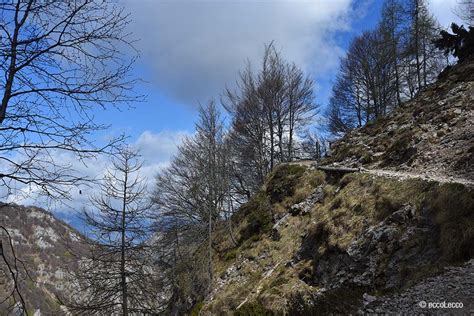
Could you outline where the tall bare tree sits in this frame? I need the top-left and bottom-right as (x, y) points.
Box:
(0, 1), (140, 313)
(285, 63), (317, 161)
(224, 43), (317, 195)
(405, 0), (444, 92)
(67, 148), (162, 315)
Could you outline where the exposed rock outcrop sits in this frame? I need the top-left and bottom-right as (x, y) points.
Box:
(360, 259), (474, 315)
(0, 203), (88, 314)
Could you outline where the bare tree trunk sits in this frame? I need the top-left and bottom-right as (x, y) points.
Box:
(208, 205), (213, 292)
(288, 125), (294, 161)
(269, 112), (275, 169)
(423, 37), (427, 86)
(121, 167), (129, 316)
(415, 0), (422, 91)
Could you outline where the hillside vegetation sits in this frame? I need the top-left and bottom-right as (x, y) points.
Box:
(194, 58), (474, 315)
(198, 166), (472, 314)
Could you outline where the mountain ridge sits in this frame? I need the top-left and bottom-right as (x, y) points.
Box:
(0, 202), (88, 314)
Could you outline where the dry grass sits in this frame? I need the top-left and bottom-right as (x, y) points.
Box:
(203, 166), (474, 314)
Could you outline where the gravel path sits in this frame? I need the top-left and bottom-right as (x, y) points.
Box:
(287, 161), (474, 187)
(361, 260), (474, 315)
(361, 168), (474, 187)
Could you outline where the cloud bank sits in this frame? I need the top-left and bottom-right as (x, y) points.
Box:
(126, 0), (354, 105)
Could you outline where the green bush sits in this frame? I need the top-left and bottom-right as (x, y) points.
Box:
(266, 165), (305, 203)
(235, 302), (273, 316)
(190, 301), (204, 316)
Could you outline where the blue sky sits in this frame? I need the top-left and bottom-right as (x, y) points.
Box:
(94, 1), (385, 136)
(39, 0), (462, 228)
(94, 0), (460, 140)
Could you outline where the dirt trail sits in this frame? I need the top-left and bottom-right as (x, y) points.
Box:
(361, 168), (474, 187)
(287, 161), (474, 187)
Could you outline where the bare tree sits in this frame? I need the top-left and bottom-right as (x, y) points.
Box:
(0, 0), (141, 201)
(380, 0), (408, 106)
(66, 148), (162, 315)
(285, 63), (317, 161)
(405, 0), (444, 92)
(224, 43), (317, 195)
(152, 102), (229, 312)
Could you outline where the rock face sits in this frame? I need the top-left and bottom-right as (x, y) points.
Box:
(298, 204), (440, 291)
(289, 186), (324, 216)
(0, 203), (87, 314)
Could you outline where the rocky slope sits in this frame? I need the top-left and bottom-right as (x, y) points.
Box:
(195, 59), (474, 315)
(360, 259), (474, 315)
(326, 57), (474, 182)
(0, 203), (88, 315)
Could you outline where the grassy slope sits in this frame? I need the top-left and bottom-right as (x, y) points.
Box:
(199, 165), (474, 315)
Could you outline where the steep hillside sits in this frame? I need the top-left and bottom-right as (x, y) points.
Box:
(327, 58), (474, 182)
(0, 203), (87, 314)
(196, 59), (474, 315)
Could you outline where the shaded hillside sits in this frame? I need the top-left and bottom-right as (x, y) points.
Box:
(198, 165), (472, 314)
(0, 203), (88, 315)
(194, 59), (474, 315)
(327, 57), (474, 181)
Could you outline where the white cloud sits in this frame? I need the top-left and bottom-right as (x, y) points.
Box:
(125, 0), (354, 105)
(2, 130), (190, 215)
(135, 130), (190, 181)
(428, 0), (465, 28)
(135, 130), (189, 165)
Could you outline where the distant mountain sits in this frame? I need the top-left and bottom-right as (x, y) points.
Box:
(0, 203), (88, 315)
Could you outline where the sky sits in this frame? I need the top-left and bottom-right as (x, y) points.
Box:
(7, 0), (463, 229)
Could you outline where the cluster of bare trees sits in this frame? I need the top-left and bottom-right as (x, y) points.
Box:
(151, 44), (319, 312)
(327, 0), (446, 135)
(223, 43), (319, 197)
(151, 102), (230, 312)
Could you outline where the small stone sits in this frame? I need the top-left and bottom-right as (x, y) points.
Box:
(363, 293), (377, 305)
